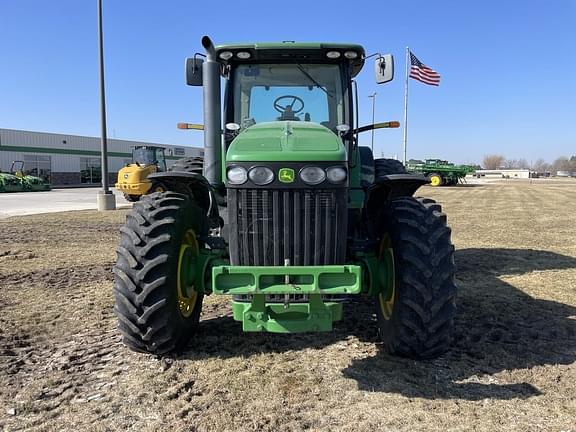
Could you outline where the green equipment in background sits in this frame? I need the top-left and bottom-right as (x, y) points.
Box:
(0, 161), (51, 193)
(406, 158), (475, 186)
(113, 37), (457, 360)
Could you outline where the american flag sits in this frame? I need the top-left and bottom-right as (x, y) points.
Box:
(409, 52), (441, 86)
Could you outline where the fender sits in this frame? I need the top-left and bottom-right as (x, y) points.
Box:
(148, 172), (219, 225)
(366, 174), (429, 220)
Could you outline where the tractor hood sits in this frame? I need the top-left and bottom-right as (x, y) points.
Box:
(226, 121), (346, 162)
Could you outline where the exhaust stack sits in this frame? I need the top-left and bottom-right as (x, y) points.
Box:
(201, 36), (222, 187)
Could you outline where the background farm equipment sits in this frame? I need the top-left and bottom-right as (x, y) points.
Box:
(406, 158), (475, 186)
(115, 146), (168, 202)
(0, 161), (51, 193)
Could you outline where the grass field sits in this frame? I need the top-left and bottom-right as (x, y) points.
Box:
(1, 181), (575, 431)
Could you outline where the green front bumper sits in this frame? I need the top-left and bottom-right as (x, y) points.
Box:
(212, 265), (362, 333)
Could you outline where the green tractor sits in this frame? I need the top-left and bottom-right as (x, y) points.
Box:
(406, 158), (475, 186)
(113, 37), (456, 359)
(0, 161), (50, 193)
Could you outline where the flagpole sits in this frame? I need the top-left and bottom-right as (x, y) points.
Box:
(403, 47), (409, 165)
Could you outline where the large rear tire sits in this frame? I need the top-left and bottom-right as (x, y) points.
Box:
(376, 197), (456, 359)
(374, 158), (407, 179)
(169, 157), (204, 175)
(113, 191), (208, 354)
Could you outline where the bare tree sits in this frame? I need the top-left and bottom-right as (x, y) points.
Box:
(504, 158), (530, 169)
(533, 158), (550, 173)
(552, 157), (571, 173)
(483, 154), (505, 170)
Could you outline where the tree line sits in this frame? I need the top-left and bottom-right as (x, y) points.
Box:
(481, 154), (576, 173)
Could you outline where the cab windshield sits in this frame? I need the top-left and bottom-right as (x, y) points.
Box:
(132, 148), (166, 171)
(232, 63), (346, 130)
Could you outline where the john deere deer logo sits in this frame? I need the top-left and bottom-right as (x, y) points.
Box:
(279, 168), (295, 183)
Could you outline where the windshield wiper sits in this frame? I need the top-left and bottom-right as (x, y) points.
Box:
(296, 64), (333, 98)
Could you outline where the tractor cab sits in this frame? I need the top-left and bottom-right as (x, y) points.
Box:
(10, 161), (25, 178)
(131, 146), (167, 172)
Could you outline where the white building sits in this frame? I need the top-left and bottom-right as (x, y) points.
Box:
(0, 128), (202, 186)
(471, 169), (531, 179)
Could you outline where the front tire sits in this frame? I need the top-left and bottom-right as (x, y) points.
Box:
(149, 181), (166, 194)
(376, 197), (456, 359)
(427, 172), (444, 187)
(113, 191), (208, 354)
(124, 194), (140, 202)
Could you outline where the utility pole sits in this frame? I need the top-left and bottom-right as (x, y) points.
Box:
(402, 47), (410, 165)
(96, 0), (116, 210)
(368, 92), (377, 152)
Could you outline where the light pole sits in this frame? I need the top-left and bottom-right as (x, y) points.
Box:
(96, 0), (116, 211)
(368, 92), (377, 152)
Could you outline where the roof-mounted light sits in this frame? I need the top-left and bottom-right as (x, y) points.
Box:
(236, 51), (251, 59)
(218, 51), (233, 60)
(344, 51), (358, 59)
(326, 51), (341, 59)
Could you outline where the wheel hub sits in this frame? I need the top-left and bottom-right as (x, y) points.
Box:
(177, 229), (199, 317)
(378, 235), (396, 320)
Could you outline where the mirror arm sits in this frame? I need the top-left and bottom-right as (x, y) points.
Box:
(363, 52), (382, 60)
(191, 53), (206, 73)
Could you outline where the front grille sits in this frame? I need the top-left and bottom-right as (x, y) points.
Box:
(228, 188), (347, 266)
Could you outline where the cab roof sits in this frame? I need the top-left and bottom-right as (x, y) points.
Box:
(214, 42), (366, 77)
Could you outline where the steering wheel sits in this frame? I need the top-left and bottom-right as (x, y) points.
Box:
(273, 95), (305, 115)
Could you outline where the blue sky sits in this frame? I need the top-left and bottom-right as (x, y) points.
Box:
(0, 0), (574, 164)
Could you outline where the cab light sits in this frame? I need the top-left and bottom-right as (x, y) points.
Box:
(219, 51), (233, 60)
(326, 51), (341, 59)
(344, 51), (358, 59)
(236, 51), (251, 59)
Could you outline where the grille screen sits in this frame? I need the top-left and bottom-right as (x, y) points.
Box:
(228, 189), (347, 266)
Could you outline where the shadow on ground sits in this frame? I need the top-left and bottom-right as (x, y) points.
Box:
(182, 248), (576, 401)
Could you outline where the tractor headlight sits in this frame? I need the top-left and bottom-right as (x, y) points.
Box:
(227, 166), (248, 184)
(326, 166), (347, 183)
(300, 166), (326, 185)
(248, 166), (274, 185)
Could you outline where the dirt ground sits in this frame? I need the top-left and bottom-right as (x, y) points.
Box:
(1, 180), (575, 431)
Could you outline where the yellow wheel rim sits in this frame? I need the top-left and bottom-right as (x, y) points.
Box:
(430, 175), (442, 187)
(177, 229), (199, 318)
(154, 185), (164, 193)
(378, 234), (396, 320)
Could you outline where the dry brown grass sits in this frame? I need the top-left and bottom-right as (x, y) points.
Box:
(1, 181), (575, 431)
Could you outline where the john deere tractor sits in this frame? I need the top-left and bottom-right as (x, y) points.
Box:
(113, 37), (456, 359)
(0, 161), (50, 193)
(115, 145), (168, 201)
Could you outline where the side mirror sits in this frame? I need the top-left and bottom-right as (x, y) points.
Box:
(185, 57), (203, 86)
(375, 54), (394, 84)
